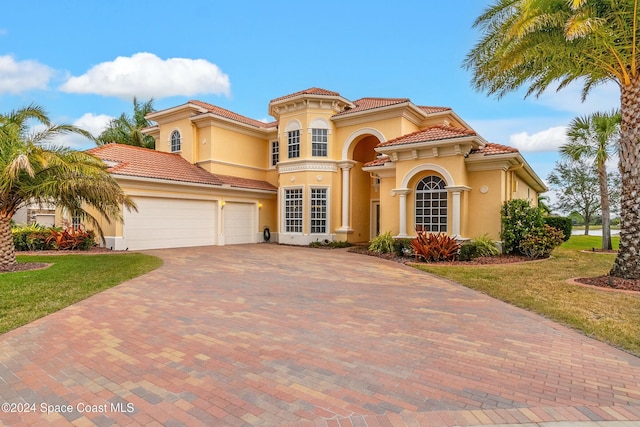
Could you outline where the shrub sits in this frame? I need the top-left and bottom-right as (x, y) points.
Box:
(309, 240), (352, 249)
(393, 238), (414, 257)
(519, 225), (565, 259)
(459, 234), (500, 261)
(410, 230), (460, 262)
(12, 224), (51, 251)
(46, 225), (96, 250)
(544, 216), (572, 241)
(12, 223), (96, 251)
(369, 231), (395, 254)
(501, 199), (545, 255)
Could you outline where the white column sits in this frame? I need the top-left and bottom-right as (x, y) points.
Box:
(451, 190), (461, 238)
(445, 185), (470, 239)
(393, 188), (411, 238)
(337, 161), (355, 232)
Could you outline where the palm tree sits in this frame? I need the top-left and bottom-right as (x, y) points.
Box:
(465, 0), (640, 279)
(562, 110), (621, 251)
(0, 104), (136, 271)
(97, 97), (155, 149)
(537, 194), (552, 215)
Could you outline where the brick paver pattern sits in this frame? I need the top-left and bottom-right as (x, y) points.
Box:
(0, 245), (639, 426)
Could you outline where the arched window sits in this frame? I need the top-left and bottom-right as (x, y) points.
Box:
(170, 130), (181, 152)
(415, 176), (447, 233)
(285, 120), (301, 159)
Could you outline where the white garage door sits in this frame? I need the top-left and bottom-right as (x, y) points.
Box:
(124, 197), (217, 250)
(224, 202), (255, 244)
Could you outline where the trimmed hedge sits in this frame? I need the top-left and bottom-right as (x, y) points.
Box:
(544, 216), (572, 241)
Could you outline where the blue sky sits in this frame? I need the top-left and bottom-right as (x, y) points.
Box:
(1, 1), (620, 189)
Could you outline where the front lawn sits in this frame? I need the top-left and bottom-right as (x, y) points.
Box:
(414, 235), (640, 356)
(0, 254), (162, 334)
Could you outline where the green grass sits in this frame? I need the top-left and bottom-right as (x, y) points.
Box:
(561, 234), (620, 251)
(1, 254), (162, 334)
(414, 235), (640, 356)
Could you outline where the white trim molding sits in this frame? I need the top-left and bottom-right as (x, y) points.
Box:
(400, 163), (456, 188)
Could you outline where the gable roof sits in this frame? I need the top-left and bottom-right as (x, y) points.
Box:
(377, 125), (477, 148)
(87, 144), (277, 192)
(470, 142), (519, 156)
(188, 100), (277, 129)
(333, 97), (409, 116)
(270, 87), (342, 103)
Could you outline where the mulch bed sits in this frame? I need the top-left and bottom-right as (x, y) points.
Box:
(347, 246), (531, 265)
(348, 246), (640, 293)
(574, 276), (640, 292)
(2, 262), (51, 273)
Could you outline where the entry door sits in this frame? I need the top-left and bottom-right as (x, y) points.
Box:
(371, 201), (380, 240)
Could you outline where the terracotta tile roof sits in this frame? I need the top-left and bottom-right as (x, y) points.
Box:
(363, 155), (392, 168)
(270, 87), (341, 103)
(88, 144), (277, 192)
(333, 97), (410, 117)
(418, 105), (451, 114)
(188, 100), (277, 129)
(471, 142), (520, 156)
(377, 125), (477, 148)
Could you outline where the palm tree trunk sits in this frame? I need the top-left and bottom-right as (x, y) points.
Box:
(0, 217), (17, 271)
(610, 77), (640, 278)
(598, 163), (612, 251)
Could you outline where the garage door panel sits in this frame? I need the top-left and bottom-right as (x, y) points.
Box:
(124, 197), (217, 250)
(224, 202), (255, 245)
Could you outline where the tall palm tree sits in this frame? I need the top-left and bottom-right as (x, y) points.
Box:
(562, 110), (621, 251)
(0, 104), (136, 271)
(465, 0), (640, 278)
(97, 97), (155, 149)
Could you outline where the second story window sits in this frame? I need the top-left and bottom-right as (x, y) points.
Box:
(271, 141), (279, 166)
(311, 128), (328, 157)
(170, 130), (181, 152)
(288, 130), (300, 159)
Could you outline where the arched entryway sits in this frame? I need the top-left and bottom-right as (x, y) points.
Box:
(339, 130), (384, 242)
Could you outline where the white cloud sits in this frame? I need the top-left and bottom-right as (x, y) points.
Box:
(73, 113), (113, 137)
(30, 113), (113, 150)
(59, 52), (231, 99)
(509, 126), (568, 152)
(0, 55), (53, 94)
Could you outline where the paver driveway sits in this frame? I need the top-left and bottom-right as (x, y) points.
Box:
(0, 244), (639, 426)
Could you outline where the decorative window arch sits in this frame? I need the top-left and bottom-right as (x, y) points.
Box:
(170, 130), (181, 152)
(284, 120), (302, 159)
(309, 118), (330, 157)
(415, 175), (448, 233)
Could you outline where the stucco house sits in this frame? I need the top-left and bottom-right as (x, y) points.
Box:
(88, 87), (546, 251)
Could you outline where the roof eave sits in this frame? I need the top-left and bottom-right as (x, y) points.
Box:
(375, 135), (482, 153)
(466, 152), (547, 192)
(268, 93), (355, 118)
(190, 112), (276, 133)
(145, 102), (208, 121)
(332, 101), (413, 121)
(112, 173), (278, 194)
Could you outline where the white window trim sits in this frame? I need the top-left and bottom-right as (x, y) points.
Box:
(310, 128), (329, 157)
(415, 175), (448, 233)
(169, 129), (182, 153)
(309, 186), (330, 234)
(287, 129), (301, 159)
(282, 186), (304, 234)
(270, 140), (279, 168)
